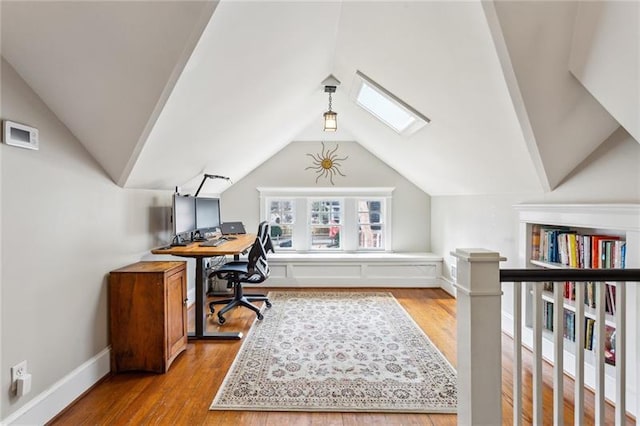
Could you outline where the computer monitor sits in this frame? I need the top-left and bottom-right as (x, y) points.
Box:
(195, 197), (221, 233)
(172, 194), (196, 242)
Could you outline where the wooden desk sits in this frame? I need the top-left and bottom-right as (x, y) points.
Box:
(151, 233), (255, 340)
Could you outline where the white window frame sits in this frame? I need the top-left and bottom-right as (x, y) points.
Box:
(258, 187), (393, 252)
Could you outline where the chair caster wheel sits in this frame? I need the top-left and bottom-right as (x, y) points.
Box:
(218, 316), (226, 325)
(257, 312), (264, 321)
(265, 301), (272, 309)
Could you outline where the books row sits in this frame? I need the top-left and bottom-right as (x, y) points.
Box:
(531, 225), (626, 268)
(542, 281), (617, 315)
(542, 300), (616, 365)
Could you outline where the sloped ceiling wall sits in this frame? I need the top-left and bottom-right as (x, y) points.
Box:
(0, 1), (217, 184)
(1, 0), (637, 197)
(569, 1), (640, 142)
(489, 0), (621, 191)
(124, 1), (343, 192)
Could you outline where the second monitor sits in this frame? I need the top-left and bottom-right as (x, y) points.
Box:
(195, 197), (221, 234)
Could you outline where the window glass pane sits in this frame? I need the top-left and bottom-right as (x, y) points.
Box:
(358, 199), (384, 249)
(310, 200), (341, 250)
(357, 81), (416, 132)
(311, 225), (341, 249)
(269, 199), (294, 248)
(359, 225), (383, 249)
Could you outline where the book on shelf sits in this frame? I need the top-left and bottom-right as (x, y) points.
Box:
(581, 235), (591, 269)
(605, 283), (616, 316)
(531, 224), (541, 261)
(604, 325), (616, 366)
(585, 318), (595, 350)
(590, 235), (620, 268)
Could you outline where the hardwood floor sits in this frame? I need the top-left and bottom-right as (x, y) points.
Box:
(49, 288), (631, 425)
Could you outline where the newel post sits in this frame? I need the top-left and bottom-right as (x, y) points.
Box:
(451, 248), (505, 426)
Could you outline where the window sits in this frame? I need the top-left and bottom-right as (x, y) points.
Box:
(267, 199), (294, 248)
(351, 70), (430, 136)
(259, 187), (393, 252)
(310, 200), (342, 250)
(358, 200), (384, 249)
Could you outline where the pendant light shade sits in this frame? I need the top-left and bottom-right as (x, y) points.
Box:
(323, 110), (337, 132)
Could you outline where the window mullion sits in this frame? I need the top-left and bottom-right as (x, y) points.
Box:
(343, 198), (357, 251)
(295, 198), (307, 251)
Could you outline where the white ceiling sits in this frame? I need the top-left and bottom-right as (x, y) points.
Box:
(1, 1), (636, 196)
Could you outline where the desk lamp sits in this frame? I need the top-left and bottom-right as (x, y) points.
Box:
(195, 173), (232, 197)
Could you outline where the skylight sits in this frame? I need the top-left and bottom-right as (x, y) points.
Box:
(352, 71), (430, 136)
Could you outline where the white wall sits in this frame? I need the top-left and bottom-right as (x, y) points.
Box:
(0, 59), (172, 421)
(218, 140), (431, 252)
(431, 127), (640, 314)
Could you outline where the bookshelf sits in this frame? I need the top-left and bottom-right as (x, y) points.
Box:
(532, 223), (622, 364)
(515, 204), (640, 414)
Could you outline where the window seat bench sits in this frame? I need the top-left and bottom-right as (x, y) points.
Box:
(263, 252), (443, 287)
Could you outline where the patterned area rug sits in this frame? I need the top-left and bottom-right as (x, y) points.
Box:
(210, 291), (457, 413)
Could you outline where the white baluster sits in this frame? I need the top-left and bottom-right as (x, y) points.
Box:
(532, 282), (543, 425)
(513, 283), (522, 426)
(595, 282), (606, 424)
(553, 282), (564, 426)
(615, 282), (626, 426)
(574, 283), (585, 425)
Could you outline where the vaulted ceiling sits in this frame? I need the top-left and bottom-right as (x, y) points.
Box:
(1, 1), (637, 196)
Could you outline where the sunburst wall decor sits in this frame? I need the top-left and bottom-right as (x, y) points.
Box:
(305, 142), (348, 185)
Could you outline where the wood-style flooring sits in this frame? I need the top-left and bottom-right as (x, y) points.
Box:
(49, 288), (632, 425)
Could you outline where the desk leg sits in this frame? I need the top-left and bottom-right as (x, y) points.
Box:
(190, 258), (242, 341)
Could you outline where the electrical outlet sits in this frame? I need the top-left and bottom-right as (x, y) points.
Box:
(11, 360), (27, 393)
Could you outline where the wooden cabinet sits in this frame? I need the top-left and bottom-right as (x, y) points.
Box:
(109, 261), (187, 373)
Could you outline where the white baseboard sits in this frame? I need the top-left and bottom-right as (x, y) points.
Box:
(262, 279), (441, 287)
(2, 348), (111, 425)
(501, 310), (514, 337)
(439, 276), (457, 298)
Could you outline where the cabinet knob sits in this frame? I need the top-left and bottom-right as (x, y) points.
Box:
(183, 298), (188, 306)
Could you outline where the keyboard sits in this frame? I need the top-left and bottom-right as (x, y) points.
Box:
(200, 238), (226, 247)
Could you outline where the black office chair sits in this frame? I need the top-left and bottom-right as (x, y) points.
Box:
(258, 220), (275, 254)
(224, 221), (273, 266)
(208, 236), (272, 324)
